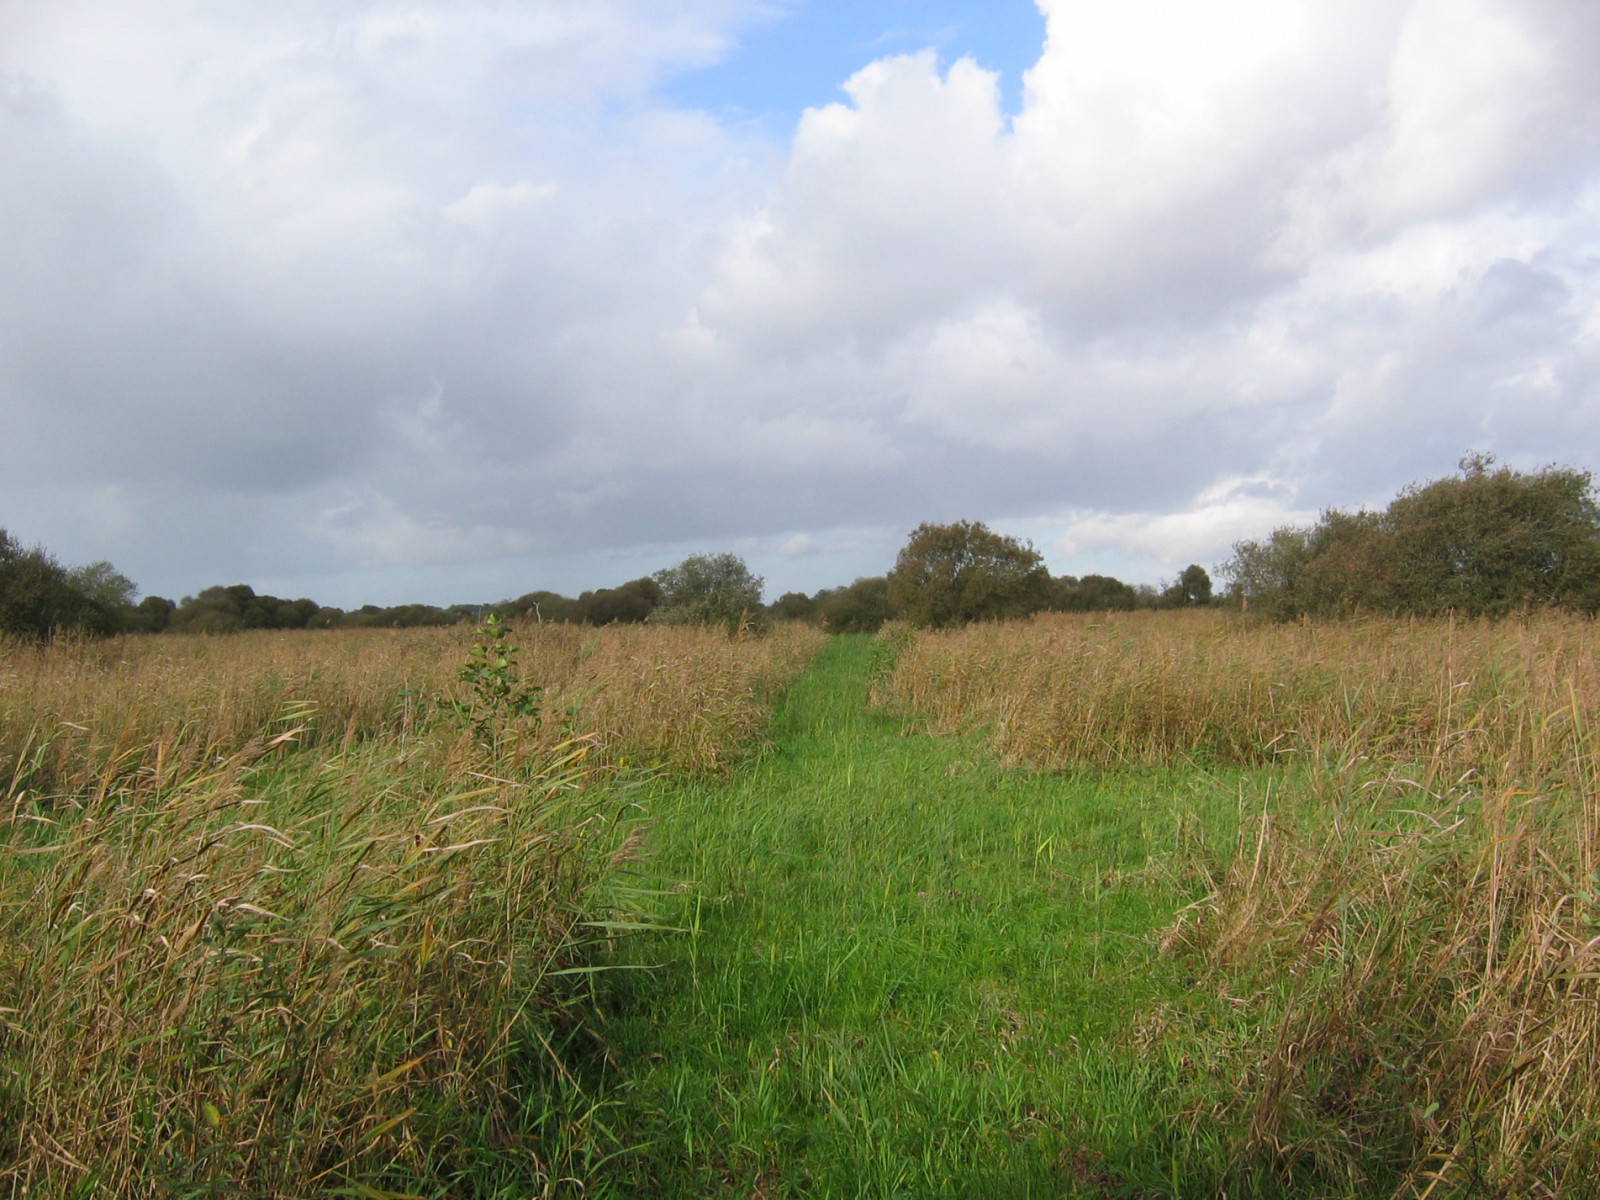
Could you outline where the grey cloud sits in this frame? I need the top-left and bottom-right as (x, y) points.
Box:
(3, 0), (1599, 602)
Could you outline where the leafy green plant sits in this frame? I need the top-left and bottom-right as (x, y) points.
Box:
(457, 612), (542, 753)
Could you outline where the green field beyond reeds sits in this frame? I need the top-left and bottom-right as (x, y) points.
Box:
(592, 636), (1254, 1197)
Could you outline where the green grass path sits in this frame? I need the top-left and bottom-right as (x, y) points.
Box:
(593, 635), (1249, 1197)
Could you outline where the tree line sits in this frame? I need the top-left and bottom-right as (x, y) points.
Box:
(1220, 455), (1600, 620)
(0, 538), (489, 640)
(1, 522), (1183, 641)
(6, 453), (1591, 640)
(0, 536), (735, 641)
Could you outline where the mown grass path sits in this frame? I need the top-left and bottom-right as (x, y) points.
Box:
(594, 636), (1250, 1198)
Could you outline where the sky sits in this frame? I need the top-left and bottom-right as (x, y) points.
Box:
(2, 0), (1598, 607)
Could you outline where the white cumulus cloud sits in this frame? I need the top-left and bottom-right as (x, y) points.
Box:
(2, 0), (1598, 603)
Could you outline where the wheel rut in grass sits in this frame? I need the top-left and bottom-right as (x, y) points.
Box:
(594, 634), (1248, 1197)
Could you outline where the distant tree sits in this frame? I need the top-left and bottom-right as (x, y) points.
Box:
(1160, 564), (1214, 608)
(1386, 454), (1600, 616)
(573, 577), (662, 625)
(330, 602), (466, 629)
(1046, 573), (1144, 613)
(67, 561), (138, 610)
(172, 585), (250, 633)
(0, 529), (113, 639)
(124, 595), (176, 634)
(377, 604), (457, 628)
(170, 585), (323, 633)
(502, 591), (576, 624)
(1295, 509), (1394, 618)
(280, 597), (319, 628)
(887, 521), (1050, 629)
(814, 577), (894, 633)
(652, 553), (765, 631)
(1220, 528), (1311, 620)
(1222, 455), (1600, 619)
(770, 591), (817, 622)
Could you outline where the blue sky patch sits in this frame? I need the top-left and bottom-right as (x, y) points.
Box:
(662, 0), (1048, 127)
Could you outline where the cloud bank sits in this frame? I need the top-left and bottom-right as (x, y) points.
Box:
(2, 0), (1598, 602)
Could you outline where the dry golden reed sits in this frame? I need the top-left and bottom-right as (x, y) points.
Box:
(1164, 765), (1600, 1196)
(510, 620), (823, 773)
(0, 620), (822, 1195)
(876, 609), (1600, 780)
(882, 610), (1600, 1194)
(2, 619), (823, 793)
(1, 737), (618, 1195)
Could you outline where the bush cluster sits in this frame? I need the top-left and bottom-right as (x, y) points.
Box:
(170, 587), (485, 634)
(1223, 454), (1600, 619)
(501, 578), (664, 626)
(0, 536), (501, 640)
(0, 529), (134, 639)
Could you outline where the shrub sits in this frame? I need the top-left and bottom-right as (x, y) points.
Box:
(572, 577), (662, 625)
(770, 591), (817, 622)
(1046, 573), (1145, 612)
(886, 521), (1049, 628)
(0, 529), (117, 639)
(814, 576), (894, 633)
(501, 590), (577, 624)
(1224, 455), (1600, 619)
(652, 553), (765, 632)
(171, 585), (322, 633)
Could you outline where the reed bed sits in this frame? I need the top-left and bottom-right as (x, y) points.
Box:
(875, 609), (1600, 780)
(1159, 762), (1600, 1196)
(0, 621), (821, 1195)
(880, 610), (1600, 1194)
(509, 620), (823, 774)
(1, 620), (823, 793)
(1, 735), (627, 1195)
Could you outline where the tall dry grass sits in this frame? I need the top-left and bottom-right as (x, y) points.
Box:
(881, 610), (1600, 1194)
(2, 620), (823, 794)
(508, 620), (823, 773)
(1, 736), (624, 1195)
(1160, 763), (1600, 1195)
(876, 609), (1600, 781)
(0, 620), (821, 1195)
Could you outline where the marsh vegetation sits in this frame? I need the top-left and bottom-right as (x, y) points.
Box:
(0, 621), (818, 1195)
(7, 609), (1597, 1196)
